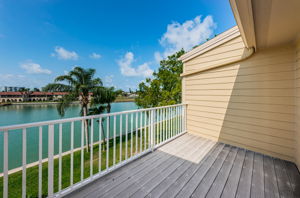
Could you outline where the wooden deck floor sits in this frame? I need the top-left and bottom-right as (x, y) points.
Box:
(65, 133), (300, 198)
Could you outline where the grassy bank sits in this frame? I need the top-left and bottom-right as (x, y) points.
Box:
(0, 131), (149, 198)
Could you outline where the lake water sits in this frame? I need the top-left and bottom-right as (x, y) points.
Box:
(0, 102), (138, 171)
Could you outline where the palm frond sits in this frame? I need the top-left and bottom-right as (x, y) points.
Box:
(42, 83), (72, 92)
(54, 75), (76, 85)
(57, 93), (77, 117)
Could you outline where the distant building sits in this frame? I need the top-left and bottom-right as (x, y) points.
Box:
(0, 86), (26, 92)
(0, 92), (68, 103)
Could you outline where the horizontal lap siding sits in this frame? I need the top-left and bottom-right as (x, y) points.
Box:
(295, 42), (300, 169)
(183, 38), (296, 162)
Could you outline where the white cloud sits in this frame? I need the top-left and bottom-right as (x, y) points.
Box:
(154, 51), (163, 63)
(104, 75), (114, 87)
(118, 52), (153, 77)
(20, 61), (52, 74)
(52, 46), (79, 60)
(157, 15), (216, 59)
(89, 52), (101, 59)
(0, 73), (48, 88)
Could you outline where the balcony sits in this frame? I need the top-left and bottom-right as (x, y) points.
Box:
(0, 104), (300, 198)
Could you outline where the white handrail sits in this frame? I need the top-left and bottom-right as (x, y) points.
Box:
(0, 103), (186, 131)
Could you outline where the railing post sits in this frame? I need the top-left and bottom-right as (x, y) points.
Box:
(48, 124), (54, 198)
(184, 104), (187, 133)
(153, 109), (156, 148)
(3, 130), (8, 198)
(150, 109), (156, 151)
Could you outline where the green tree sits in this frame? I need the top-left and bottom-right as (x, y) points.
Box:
(43, 67), (102, 150)
(135, 49), (184, 108)
(88, 87), (117, 149)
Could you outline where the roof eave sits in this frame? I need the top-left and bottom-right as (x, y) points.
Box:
(179, 26), (241, 63)
(229, 0), (256, 50)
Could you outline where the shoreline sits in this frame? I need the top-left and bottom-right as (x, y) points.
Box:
(1, 98), (135, 106)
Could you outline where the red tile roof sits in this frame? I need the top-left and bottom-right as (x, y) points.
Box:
(0, 92), (69, 96)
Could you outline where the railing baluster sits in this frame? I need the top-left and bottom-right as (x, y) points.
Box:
(178, 107), (182, 133)
(81, 120), (84, 181)
(175, 107), (179, 134)
(130, 114), (133, 157)
(71, 122), (74, 185)
(150, 110), (154, 150)
(99, 118), (102, 172)
(48, 125), (54, 198)
(113, 115), (116, 166)
(140, 112), (142, 153)
(120, 114), (122, 162)
(144, 111), (146, 150)
(90, 119), (94, 177)
(148, 111), (151, 149)
(106, 116), (109, 170)
(38, 126), (42, 198)
(22, 128), (26, 198)
(159, 109), (162, 144)
(179, 106), (183, 132)
(177, 107), (180, 134)
(171, 107), (173, 138)
(3, 130), (8, 198)
(168, 107), (171, 139)
(125, 114), (128, 160)
(59, 123), (62, 191)
(184, 104), (187, 132)
(135, 112), (138, 154)
(164, 107), (167, 141)
(153, 109), (156, 147)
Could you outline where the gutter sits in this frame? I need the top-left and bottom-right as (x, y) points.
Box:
(180, 47), (255, 77)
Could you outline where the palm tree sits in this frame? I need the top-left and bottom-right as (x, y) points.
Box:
(44, 67), (102, 150)
(89, 87), (117, 150)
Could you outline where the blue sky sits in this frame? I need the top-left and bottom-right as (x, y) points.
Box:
(0, 0), (236, 91)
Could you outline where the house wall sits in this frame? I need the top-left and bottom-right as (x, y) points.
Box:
(295, 40), (300, 168)
(182, 35), (296, 162)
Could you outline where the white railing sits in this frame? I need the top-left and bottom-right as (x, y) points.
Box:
(0, 104), (187, 198)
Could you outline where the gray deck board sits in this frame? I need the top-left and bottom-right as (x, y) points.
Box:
(220, 148), (246, 198)
(64, 133), (300, 198)
(175, 144), (226, 198)
(250, 153), (264, 198)
(191, 145), (231, 198)
(159, 143), (222, 198)
(100, 135), (197, 198)
(146, 140), (215, 198)
(112, 136), (201, 198)
(235, 150), (254, 198)
(205, 146), (238, 198)
(83, 134), (193, 198)
(274, 158), (294, 198)
(285, 161), (300, 198)
(130, 138), (210, 198)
